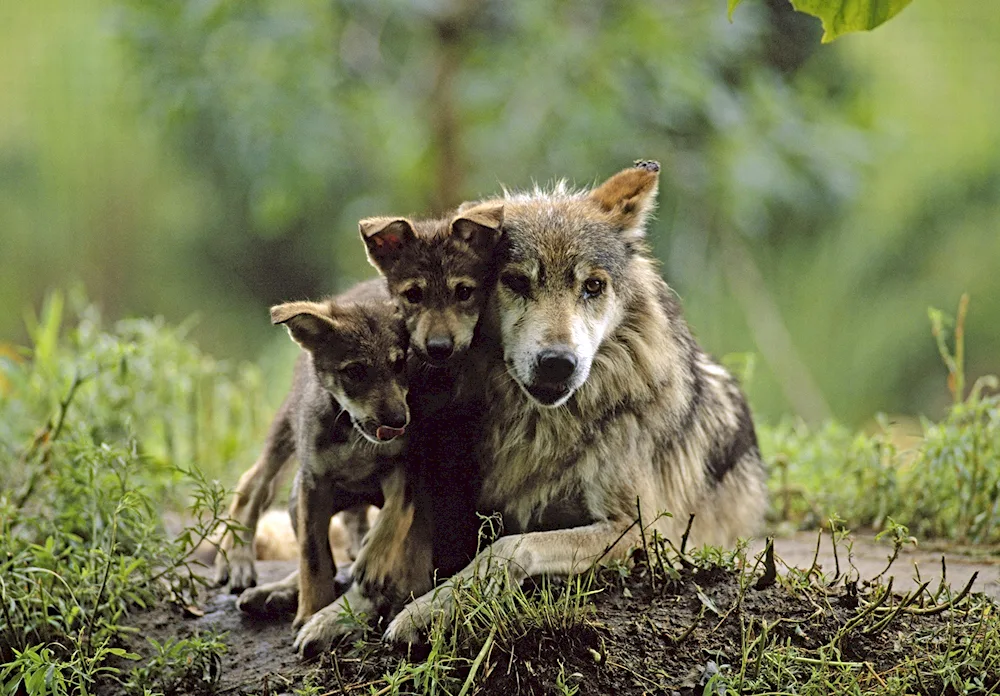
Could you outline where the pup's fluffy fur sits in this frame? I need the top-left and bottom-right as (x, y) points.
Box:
(225, 207), (505, 659)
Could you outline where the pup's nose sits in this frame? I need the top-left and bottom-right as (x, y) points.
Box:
(425, 336), (454, 362)
(536, 348), (578, 384)
(380, 411), (408, 430)
(376, 409), (408, 442)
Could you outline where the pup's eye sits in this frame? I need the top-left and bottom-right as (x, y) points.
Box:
(341, 363), (368, 381)
(392, 356), (407, 374)
(583, 278), (605, 299)
(501, 273), (531, 298)
(402, 286), (424, 304)
(454, 283), (475, 302)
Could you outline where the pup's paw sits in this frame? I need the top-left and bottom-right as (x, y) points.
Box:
(633, 159), (660, 172)
(292, 593), (370, 660)
(225, 552), (257, 594)
(237, 582), (297, 617)
(212, 551), (230, 587)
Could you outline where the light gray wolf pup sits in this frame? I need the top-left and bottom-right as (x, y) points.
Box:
(381, 160), (769, 642)
(227, 282), (412, 632)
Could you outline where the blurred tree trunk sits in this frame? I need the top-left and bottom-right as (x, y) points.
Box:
(429, 1), (478, 213)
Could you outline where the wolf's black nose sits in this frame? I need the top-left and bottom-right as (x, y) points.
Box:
(536, 349), (577, 384)
(426, 336), (454, 362)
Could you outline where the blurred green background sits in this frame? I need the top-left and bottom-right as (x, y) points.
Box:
(1, 0), (997, 427)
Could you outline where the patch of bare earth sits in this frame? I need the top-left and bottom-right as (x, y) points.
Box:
(112, 533), (1000, 695)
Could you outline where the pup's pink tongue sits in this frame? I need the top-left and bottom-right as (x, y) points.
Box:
(376, 425), (405, 441)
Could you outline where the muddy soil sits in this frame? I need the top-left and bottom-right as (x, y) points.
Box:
(113, 532), (1000, 695)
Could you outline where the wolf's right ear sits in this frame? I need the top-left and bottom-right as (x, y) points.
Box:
(270, 301), (339, 352)
(450, 202), (504, 254)
(588, 160), (660, 241)
(360, 218), (416, 273)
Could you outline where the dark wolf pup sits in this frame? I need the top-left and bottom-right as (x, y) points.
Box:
(214, 202), (504, 599)
(382, 161), (769, 642)
(289, 202), (505, 658)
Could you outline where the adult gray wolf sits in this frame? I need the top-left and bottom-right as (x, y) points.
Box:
(384, 160), (768, 642)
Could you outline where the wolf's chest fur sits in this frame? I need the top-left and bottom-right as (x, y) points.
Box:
(476, 360), (645, 534)
(473, 276), (703, 535)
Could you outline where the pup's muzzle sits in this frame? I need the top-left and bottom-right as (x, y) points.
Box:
(376, 425), (406, 441)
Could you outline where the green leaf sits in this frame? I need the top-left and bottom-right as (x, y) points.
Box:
(696, 589), (722, 616)
(727, 0), (743, 21)
(790, 0), (913, 42)
(726, 1), (913, 42)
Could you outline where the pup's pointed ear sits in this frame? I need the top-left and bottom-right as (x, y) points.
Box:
(450, 202), (504, 254)
(270, 301), (339, 352)
(588, 160), (660, 240)
(359, 217), (416, 273)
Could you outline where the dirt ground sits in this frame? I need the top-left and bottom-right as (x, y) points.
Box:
(115, 531), (1000, 695)
(751, 531), (1000, 599)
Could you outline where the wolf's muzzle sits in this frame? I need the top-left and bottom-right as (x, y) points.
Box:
(535, 348), (577, 384)
(524, 347), (578, 406)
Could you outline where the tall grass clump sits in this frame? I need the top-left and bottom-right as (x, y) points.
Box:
(0, 290), (269, 695)
(764, 294), (1000, 542)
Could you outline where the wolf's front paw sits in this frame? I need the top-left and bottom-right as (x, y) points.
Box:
(382, 588), (452, 645)
(292, 589), (373, 660)
(237, 581), (297, 617)
(382, 608), (425, 645)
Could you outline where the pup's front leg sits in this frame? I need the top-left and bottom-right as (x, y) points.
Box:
(292, 473), (339, 630)
(214, 411), (293, 591)
(351, 466), (433, 607)
(293, 466), (433, 659)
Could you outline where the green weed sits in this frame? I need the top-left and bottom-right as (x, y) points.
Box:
(764, 295), (1000, 542)
(0, 290), (266, 694)
(122, 633), (227, 696)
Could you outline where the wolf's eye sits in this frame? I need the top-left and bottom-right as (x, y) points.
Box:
(583, 278), (605, 299)
(454, 283), (475, 302)
(402, 286), (423, 304)
(341, 363), (368, 381)
(392, 356), (407, 374)
(501, 273), (531, 298)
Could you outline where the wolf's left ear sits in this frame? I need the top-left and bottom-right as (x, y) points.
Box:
(360, 217), (416, 273)
(588, 160), (660, 241)
(270, 301), (340, 352)
(450, 202), (504, 254)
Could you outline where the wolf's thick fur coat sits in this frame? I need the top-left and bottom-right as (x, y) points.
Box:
(383, 162), (768, 641)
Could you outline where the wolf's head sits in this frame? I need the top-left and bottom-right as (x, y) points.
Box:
(271, 299), (410, 444)
(360, 204), (504, 366)
(492, 161), (661, 408)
